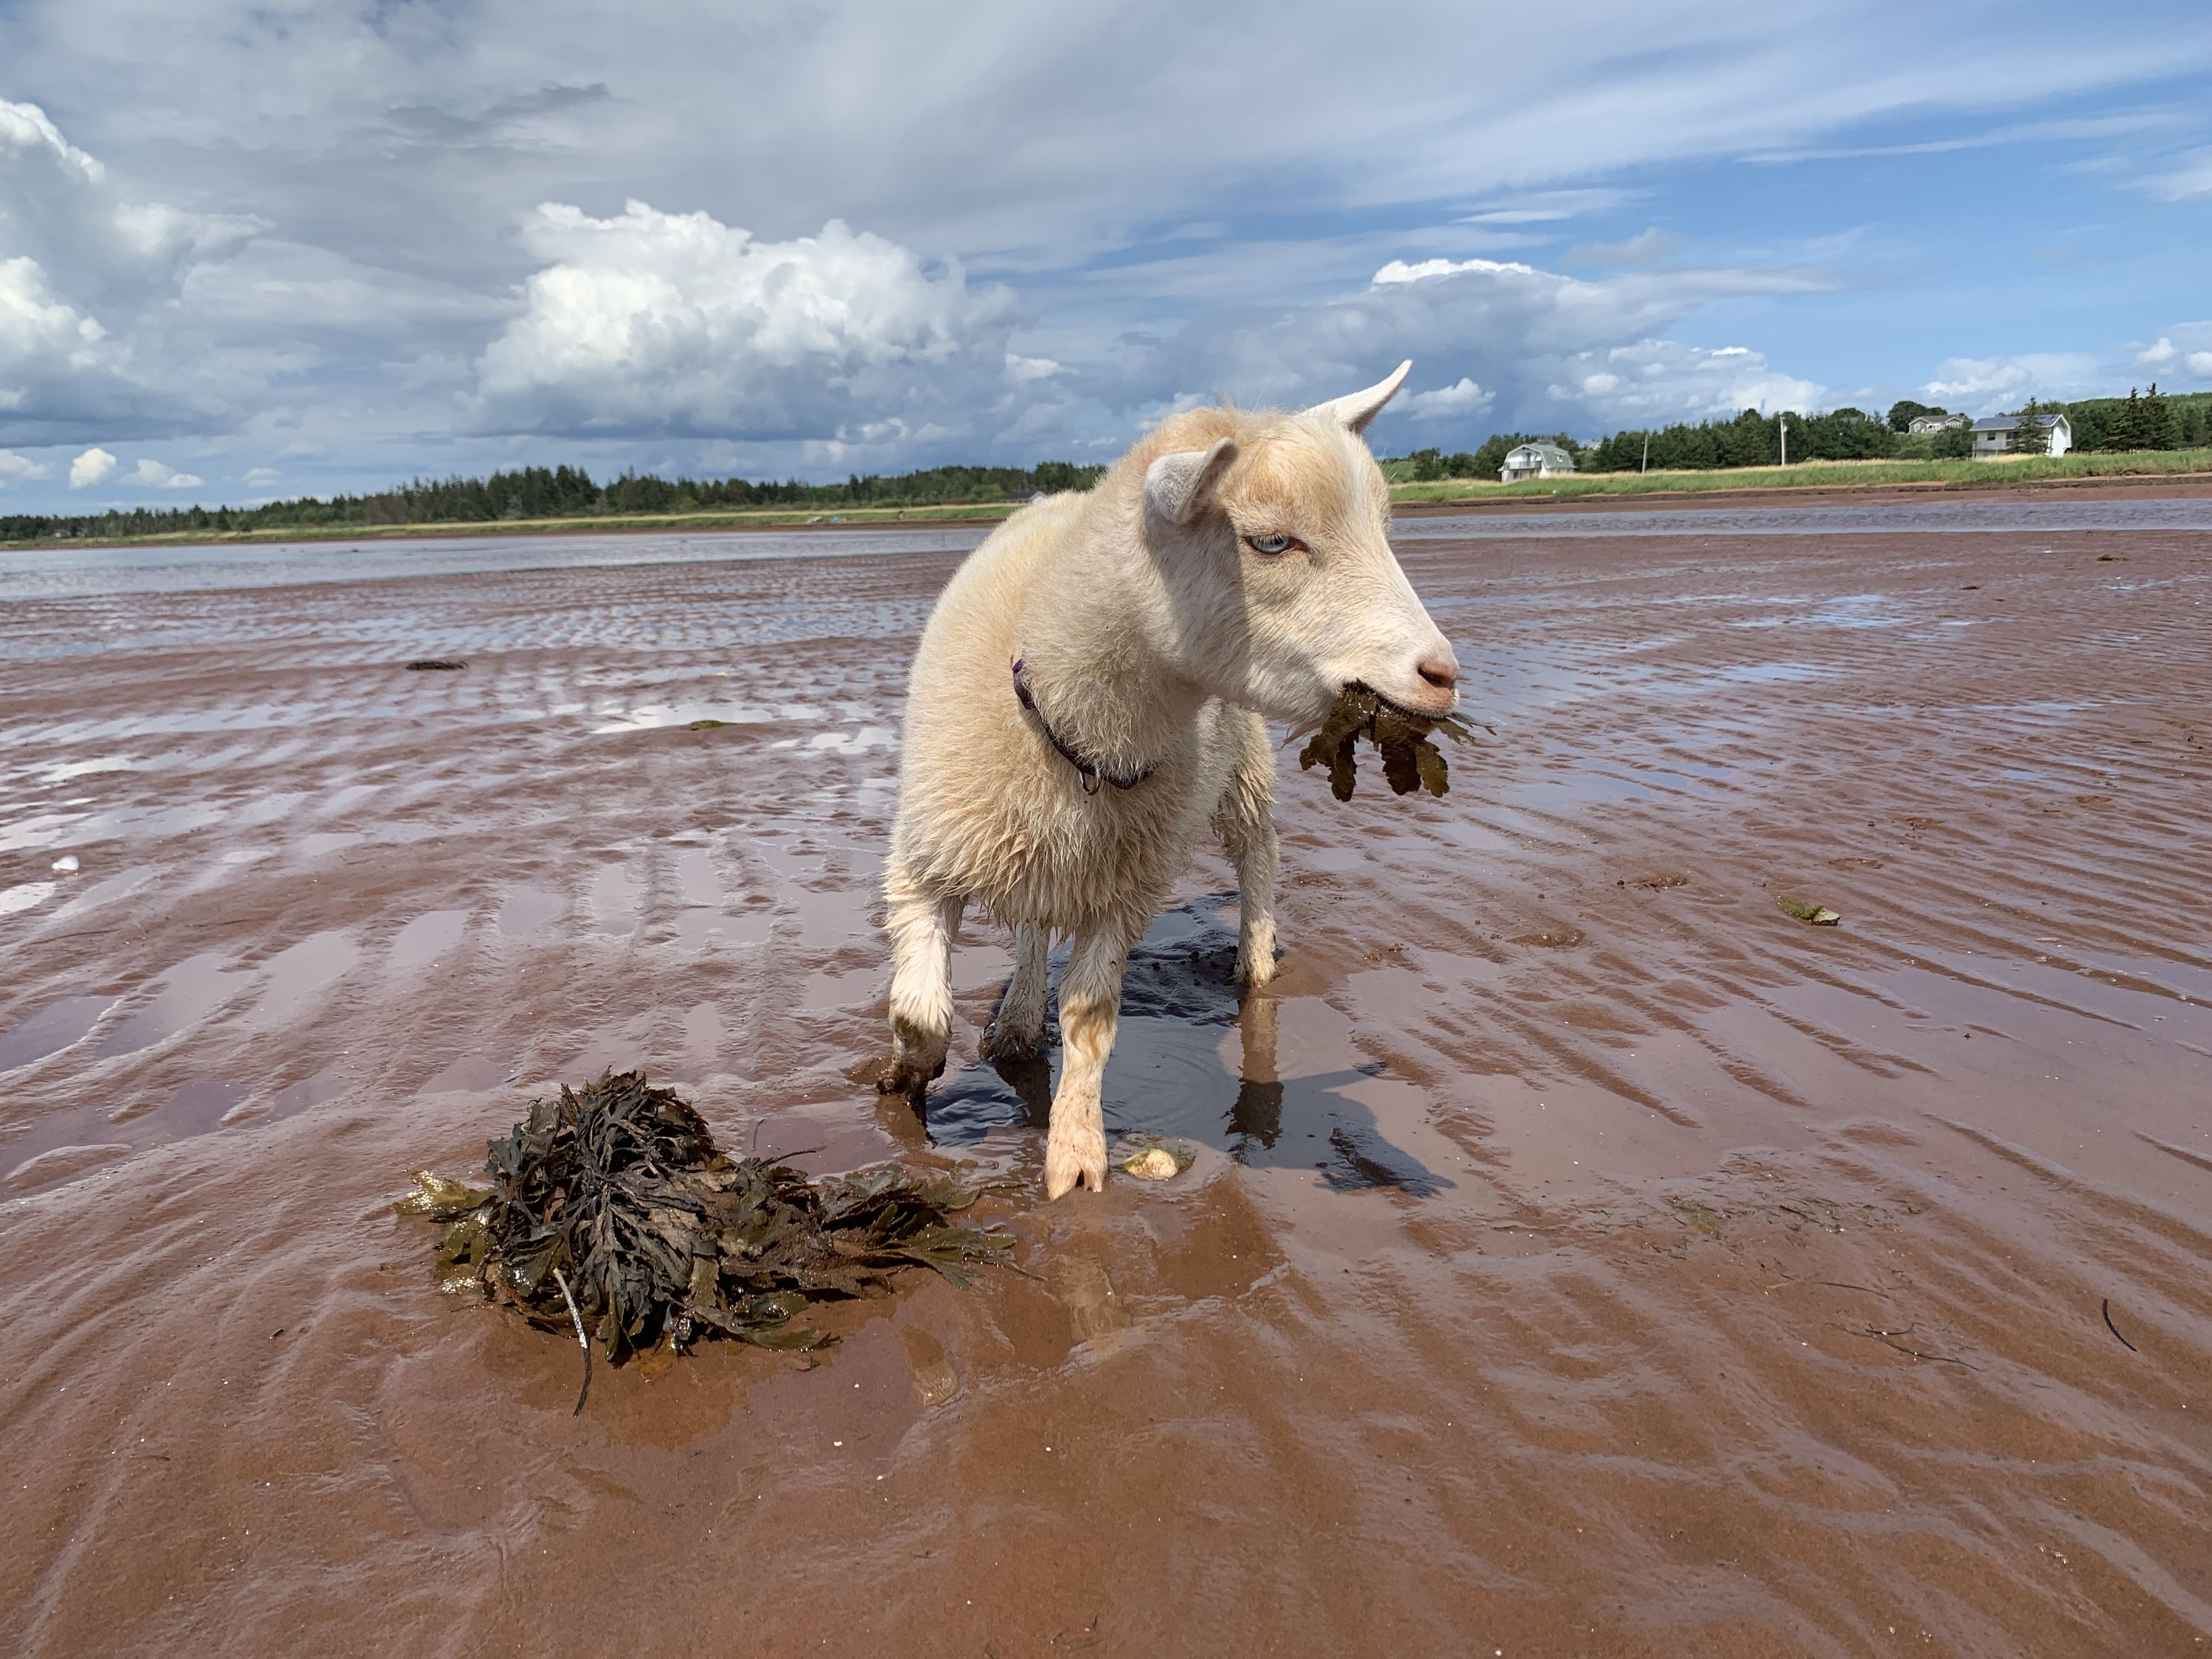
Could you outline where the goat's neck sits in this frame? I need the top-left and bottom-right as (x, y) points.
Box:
(1020, 560), (1206, 771)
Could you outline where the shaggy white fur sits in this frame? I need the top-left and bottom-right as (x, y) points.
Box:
(881, 362), (1458, 1198)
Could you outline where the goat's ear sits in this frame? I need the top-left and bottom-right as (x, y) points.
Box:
(1307, 360), (1412, 434)
(1142, 437), (1238, 526)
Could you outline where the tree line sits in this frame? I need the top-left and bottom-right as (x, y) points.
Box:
(1395, 386), (2212, 479)
(1, 459), (1108, 543)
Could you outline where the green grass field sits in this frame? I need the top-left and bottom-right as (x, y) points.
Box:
(9, 448), (2212, 550)
(1386, 448), (2212, 503)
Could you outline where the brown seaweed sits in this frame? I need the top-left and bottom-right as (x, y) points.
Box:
(400, 1070), (1009, 1370)
(1295, 681), (1486, 802)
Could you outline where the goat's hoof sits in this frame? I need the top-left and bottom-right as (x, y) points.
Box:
(873, 1055), (943, 1098)
(1234, 937), (1279, 990)
(1043, 1134), (1107, 1200)
(979, 1019), (1047, 1062)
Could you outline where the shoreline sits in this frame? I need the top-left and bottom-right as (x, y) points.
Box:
(7, 462), (2212, 553)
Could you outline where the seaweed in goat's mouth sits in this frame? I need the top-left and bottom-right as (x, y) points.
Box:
(399, 1070), (1009, 1406)
(1295, 681), (1489, 801)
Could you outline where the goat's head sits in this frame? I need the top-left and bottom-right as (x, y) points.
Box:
(1141, 361), (1459, 727)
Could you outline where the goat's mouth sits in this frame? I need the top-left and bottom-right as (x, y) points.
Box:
(1364, 685), (1440, 721)
(1286, 679), (1444, 741)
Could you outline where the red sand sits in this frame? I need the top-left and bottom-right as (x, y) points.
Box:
(2, 508), (2208, 1656)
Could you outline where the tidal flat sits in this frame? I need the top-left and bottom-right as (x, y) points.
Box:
(2, 499), (2208, 1656)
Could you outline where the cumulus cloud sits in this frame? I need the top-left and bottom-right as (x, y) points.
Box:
(0, 97), (262, 447)
(0, 449), (52, 483)
(473, 202), (1020, 441)
(129, 457), (202, 488)
(69, 445), (116, 487)
(1923, 351), (2102, 403)
(2132, 330), (2212, 382)
(1545, 341), (1820, 422)
(1405, 378), (1494, 420)
(1096, 250), (1823, 435)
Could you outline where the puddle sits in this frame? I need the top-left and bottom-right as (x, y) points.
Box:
(918, 899), (1450, 1197)
(386, 909), (472, 972)
(589, 864), (644, 936)
(591, 703), (778, 734)
(421, 1054), (512, 1094)
(1, 880), (58, 917)
(97, 953), (249, 1057)
(675, 847), (723, 906)
(497, 886), (569, 939)
(0, 995), (119, 1073)
(246, 932), (362, 1028)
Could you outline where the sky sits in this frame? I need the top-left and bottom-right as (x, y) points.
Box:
(3, 0), (2211, 512)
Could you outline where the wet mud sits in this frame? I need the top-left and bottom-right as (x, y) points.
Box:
(3, 508), (2210, 1656)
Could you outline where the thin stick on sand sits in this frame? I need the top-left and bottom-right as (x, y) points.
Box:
(552, 1268), (592, 1414)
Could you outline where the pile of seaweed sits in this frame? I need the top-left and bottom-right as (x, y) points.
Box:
(400, 1069), (1009, 1408)
(1297, 681), (1488, 801)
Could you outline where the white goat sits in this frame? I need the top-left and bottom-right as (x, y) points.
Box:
(880, 361), (1459, 1197)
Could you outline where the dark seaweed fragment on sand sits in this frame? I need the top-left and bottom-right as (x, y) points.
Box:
(1295, 681), (1485, 802)
(399, 1070), (1009, 1372)
(404, 658), (467, 671)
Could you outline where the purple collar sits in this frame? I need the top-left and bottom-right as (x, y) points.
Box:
(1012, 656), (1158, 794)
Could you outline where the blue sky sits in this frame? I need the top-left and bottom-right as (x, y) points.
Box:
(3, 1), (2211, 512)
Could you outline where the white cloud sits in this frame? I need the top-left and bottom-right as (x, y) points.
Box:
(1098, 248), (1823, 434)
(472, 202), (1020, 441)
(1923, 352), (2102, 403)
(1405, 378), (1494, 420)
(129, 457), (203, 489)
(1567, 228), (1680, 267)
(1545, 341), (1820, 422)
(0, 449), (52, 482)
(0, 99), (102, 185)
(2136, 147), (2212, 202)
(69, 445), (117, 487)
(2130, 325), (2212, 385)
(1374, 256), (1541, 286)
(0, 98), (263, 447)
(244, 466), (282, 489)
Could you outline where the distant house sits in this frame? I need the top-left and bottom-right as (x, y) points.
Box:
(1971, 413), (2072, 457)
(1500, 442), (1575, 482)
(1907, 413), (1970, 435)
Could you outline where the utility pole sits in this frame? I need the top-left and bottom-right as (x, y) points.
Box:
(1778, 412), (1789, 467)
(1641, 431), (1649, 473)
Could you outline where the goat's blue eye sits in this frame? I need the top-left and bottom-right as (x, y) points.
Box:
(1248, 532), (1295, 555)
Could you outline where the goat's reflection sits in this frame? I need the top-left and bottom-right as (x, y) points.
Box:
(910, 899), (1448, 1197)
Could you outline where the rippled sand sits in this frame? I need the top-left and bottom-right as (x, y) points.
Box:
(3, 507), (2208, 1655)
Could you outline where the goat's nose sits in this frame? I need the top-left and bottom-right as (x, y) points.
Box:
(1416, 655), (1458, 692)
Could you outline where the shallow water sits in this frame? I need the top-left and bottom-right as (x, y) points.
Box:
(2, 515), (2210, 1656)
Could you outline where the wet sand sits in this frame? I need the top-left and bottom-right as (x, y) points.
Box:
(3, 505), (2209, 1656)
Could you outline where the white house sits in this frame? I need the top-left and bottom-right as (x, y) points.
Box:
(1907, 413), (1970, 435)
(1971, 413), (2071, 457)
(1500, 441), (1575, 482)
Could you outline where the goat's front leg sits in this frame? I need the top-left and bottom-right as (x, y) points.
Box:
(881, 874), (963, 1099)
(1042, 925), (1135, 1198)
(1213, 709), (1280, 988)
(981, 922), (1051, 1060)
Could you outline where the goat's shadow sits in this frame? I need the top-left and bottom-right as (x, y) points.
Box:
(922, 895), (1448, 1197)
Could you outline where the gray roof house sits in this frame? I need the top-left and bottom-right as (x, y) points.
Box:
(1970, 413), (2071, 458)
(1907, 412), (1970, 434)
(1500, 441), (1576, 482)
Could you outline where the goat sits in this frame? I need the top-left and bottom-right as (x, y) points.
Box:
(880, 361), (1458, 1197)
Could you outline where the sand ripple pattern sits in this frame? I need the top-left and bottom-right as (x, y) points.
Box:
(1, 515), (2208, 1656)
